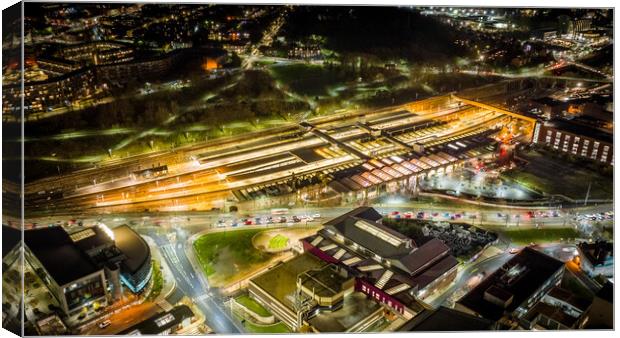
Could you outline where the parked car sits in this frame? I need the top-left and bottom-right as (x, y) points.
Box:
(98, 320), (111, 329)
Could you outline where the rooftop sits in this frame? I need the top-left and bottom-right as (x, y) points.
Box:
(457, 247), (565, 321)
(24, 226), (100, 286)
(578, 241), (613, 267)
(298, 265), (353, 298)
(394, 238), (451, 276)
(399, 307), (493, 331)
(322, 207), (413, 259)
(119, 305), (194, 335)
(525, 302), (580, 328)
(544, 119), (613, 144)
(112, 224), (150, 273)
(251, 253), (327, 311)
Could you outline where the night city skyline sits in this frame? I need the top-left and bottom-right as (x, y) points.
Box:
(1, 1), (615, 336)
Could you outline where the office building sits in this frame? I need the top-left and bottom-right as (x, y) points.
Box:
(455, 247), (565, 322)
(22, 224), (151, 320)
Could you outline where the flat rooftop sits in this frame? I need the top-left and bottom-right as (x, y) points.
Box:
(251, 253), (327, 311)
(299, 265), (352, 298)
(24, 226), (100, 286)
(119, 305), (193, 335)
(457, 247), (564, 321)
(307, 292), (381, 332)
(399, 307), (493, 331)
(544, 119), (613, 144)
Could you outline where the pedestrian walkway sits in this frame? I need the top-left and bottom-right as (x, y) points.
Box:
(142, 235), (177, 308)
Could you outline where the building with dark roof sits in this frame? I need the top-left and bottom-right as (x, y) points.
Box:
(399, 306), (494, 331)
(455, 247), (565, 322)
(24, 226), (108, 319)
(532, 119), (613, 165)
(119, 305), (195, 335)
(113, 225), (152, 293)
(302, 207), (458, 320)
(580, 281), (613, 329)
(577, 241), (613, 277)
(521, 286), (591, 330)
(22, 224), (151, 320)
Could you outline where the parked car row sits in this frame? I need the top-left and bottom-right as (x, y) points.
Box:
(214, 214), (321, 228)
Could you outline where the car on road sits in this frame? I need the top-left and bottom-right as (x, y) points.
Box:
(292, 216), (301, 223)
(98, 320), (111, 329)
(312, 213), (321, 219)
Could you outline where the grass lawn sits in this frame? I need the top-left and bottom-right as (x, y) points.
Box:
(146, 260), (163, 301)
(193, 229), (275, 287)
(502, 227), (581, 245)
(268, 234), (289, 250)
(269, 63), (353, 97)
(233, 313), (290, 333)
(503, 148), (612, 200)
(235, 295), (271, 317)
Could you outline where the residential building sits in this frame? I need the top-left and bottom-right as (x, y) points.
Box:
(532, 119), (613, 165)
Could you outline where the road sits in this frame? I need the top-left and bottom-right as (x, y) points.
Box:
(144, 227), (244, 333)
(25, 196), (611, 334)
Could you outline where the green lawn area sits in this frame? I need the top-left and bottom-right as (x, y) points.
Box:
(502, 227), (581, 245)
(146, 260), (163, 301)
(502, 148), (612, 200)
(193, 229), (274, 287)
(268, 234), (289, 250)
(233, 313), (291, 333)
(269, 63), (353, 97)
(235, 295), (271, 317)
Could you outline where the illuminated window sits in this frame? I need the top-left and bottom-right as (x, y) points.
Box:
(155, 313), (175, 327)
(69, 229), (96, 242)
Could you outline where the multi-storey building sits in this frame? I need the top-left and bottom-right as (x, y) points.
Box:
(455, 247), (565, 323)
(21, 224), (152, 322)
(532, 119), (613, 165)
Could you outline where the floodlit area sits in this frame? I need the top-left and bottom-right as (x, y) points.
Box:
(419, 168), (537, 200)
(3, 3), (614, 336)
